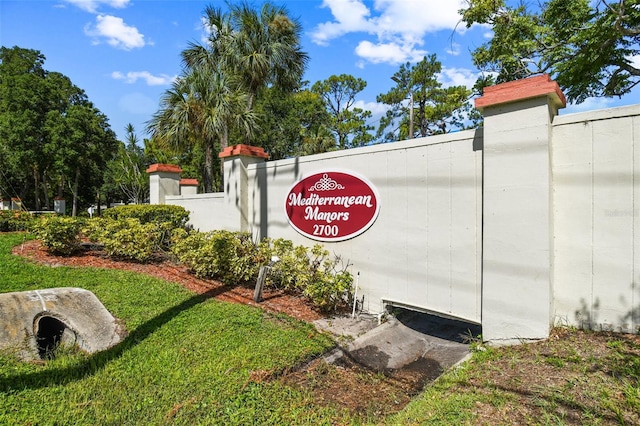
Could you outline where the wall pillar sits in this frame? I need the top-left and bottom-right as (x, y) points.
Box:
(219, 144), (268, 232)
(11, 198), (22, 211)
(146, 164), (182, 205)
(476, 75), (566, 343)
(180, 178), (199, 196)
(53, 198), (66, 215)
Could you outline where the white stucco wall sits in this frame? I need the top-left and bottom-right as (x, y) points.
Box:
(552, 105), (640, 333)
(480, 96), (559, 342)
(246, 131), (483, 322)
(157, 86), (640, 339)
(166, 193), (227, 232)
(149, 171), (180, 205)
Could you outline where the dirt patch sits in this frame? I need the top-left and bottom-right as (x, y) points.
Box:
(279, 355), (435, 418)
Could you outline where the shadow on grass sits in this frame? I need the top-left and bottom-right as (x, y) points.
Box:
(0, 286), (230, 392)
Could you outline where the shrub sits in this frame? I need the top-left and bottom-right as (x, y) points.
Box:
(102, 204), (189, 229)
(84, 217), (170, 262)
(30, 216), (83, 255)
(302, 246), (354, 312)
(0, 210), (34, 232)
(266, 238), (313, 291)
(172, 232), (354, 311)
(268, 241), (353, 312)
(56, 213), (355, 312)
(171, 230), (263, 283)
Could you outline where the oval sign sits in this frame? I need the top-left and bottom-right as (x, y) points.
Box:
(285, 171), (380, 242)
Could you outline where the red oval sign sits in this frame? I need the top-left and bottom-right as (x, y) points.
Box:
(285, 171), (380, 242)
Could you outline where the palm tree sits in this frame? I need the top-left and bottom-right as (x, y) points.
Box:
(147, 68), (256, 192)
(149, 1), (307, 191)
(184, 1), (308, 139)
(229, 1), (308, 110)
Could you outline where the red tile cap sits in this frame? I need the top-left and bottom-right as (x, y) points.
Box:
(146, 163), (182, 174)
(219, 144), (269, 159)
(180, 178), (199, 186)
(475, 75), (566, 111)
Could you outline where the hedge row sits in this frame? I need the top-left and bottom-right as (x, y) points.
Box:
(0, 211), (33, 232)
(27, 205), (353, 312)
(171, 230), (353, 312)
(101, 204), (189, 229)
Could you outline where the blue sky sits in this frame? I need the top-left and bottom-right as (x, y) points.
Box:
(2, 0), (638, 142)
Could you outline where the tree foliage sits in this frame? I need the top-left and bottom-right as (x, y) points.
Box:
(377, 54), (473, 142)
(460, 0), (640, 103)
(148, 1), (307, 190)
(312, 74), (374, 149)
(0, 46), (118, 214)
(147, 68), (253, 192)
(103, 124), (150, 205)
(251, 86), (335, 159)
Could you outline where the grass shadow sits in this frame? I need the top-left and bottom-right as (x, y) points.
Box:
(0, 286), (229, 392)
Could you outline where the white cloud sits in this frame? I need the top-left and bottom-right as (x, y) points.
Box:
(312, 0), (373, 45)
(439, 67), (479, 88)
(111, 71), (176, 86)
(64, 0), (130, 14)
(355, 40), (426, 64)
(84, 14), (145, 50)
(312, 0), (466, 65)
(627, 54), (640, 69)
(353, 99), (389, 116)
(446, 42), (461, 56)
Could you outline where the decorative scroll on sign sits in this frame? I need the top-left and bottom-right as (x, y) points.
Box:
(285, 171), (380, 242)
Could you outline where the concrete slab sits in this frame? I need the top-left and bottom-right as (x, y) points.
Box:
(315, 309), (481, 374)
(0, 287), (126, 360)
(314, 313), (380, 341)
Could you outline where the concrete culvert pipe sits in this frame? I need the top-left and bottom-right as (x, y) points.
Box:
(0, 287), (126, 361)
(34, 313), (79, 359)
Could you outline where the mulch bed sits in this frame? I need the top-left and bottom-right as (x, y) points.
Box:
(11, 239), (324, 322)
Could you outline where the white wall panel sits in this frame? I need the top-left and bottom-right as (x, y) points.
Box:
(248, 134), (482, 321)
(553, 106), (640, 332)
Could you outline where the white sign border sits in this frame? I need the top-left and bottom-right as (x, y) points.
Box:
(284, 169), (381, 243)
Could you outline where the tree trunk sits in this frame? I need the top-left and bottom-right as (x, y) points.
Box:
(42, 169), (50, 210)
(33, 166), (40, 211)
(57, 175), (64, 199)
(204, 141), (214, 193)
(71, 167), (80, 217)
(219, 126), (229, 192)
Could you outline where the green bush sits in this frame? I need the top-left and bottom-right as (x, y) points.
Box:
(302, 246), (354, 312)
(266, 238), (313, 291)
(171, 230), (263, 284)
(84, 217), (170, 262)
(0, 210), (34, 232)
(102, 204), (189, 229)
(29, 209), (353, 312)
(172, 232), (354, 312)
(267, 241), (354, 312)
(30, 216), (83, 255)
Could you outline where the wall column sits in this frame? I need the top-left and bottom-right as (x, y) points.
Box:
(476, 75), (566, 343)
(146, 164), (182, 205)
(219, 144), (268, 232)
(179, 178), (199, 196)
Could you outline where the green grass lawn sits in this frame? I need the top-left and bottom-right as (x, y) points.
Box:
(2, 232), (639, 425)
(0, 233), (348, 425)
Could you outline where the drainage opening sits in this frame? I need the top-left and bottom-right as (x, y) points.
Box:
(34, 316), (76, 360)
